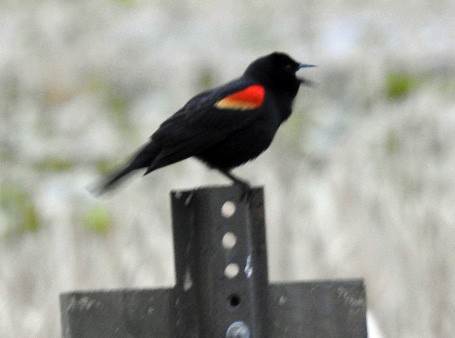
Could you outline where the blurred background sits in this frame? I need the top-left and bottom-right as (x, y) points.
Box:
(1, 0), (454, 336)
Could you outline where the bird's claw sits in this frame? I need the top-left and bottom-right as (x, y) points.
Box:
(238, 181), (253, 203)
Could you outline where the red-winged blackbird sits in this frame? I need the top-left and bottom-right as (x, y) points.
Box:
(96, 52), (314, 195)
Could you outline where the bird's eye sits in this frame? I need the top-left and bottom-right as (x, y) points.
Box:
(285, 64), (293, 71)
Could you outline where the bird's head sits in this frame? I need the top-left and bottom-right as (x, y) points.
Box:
(244, 52), (315, 97)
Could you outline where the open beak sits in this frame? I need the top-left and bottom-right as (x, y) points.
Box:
(297, 63), (316, 86)
(298, 63), (316, 69)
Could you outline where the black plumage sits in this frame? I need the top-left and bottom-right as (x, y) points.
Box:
(96, 52), (314, 195)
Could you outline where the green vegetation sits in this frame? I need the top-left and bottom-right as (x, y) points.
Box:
(33, 157), (74, 172)
(284, 106), (315, 151)
(108, 95), (134, 133)
(83, 205), (112, 234)
(85, 75), (135, 137)
(385, 72), (421, 100)
(112, 0), (135, 6)
(384, 130), (401, 154)
(0, 185), (40, 234)
(22, 203), (40, 232)
(95, 160), (118, 175)
(0, 148), (14, 162)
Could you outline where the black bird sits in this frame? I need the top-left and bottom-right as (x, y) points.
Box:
(96, 52), (314, 196)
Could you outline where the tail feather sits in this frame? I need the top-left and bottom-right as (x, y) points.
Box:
(93, 140), (160, 195)
(93, 166), (134, 195)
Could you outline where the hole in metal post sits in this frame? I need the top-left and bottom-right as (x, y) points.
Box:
(221, 201), (236, 218)
(224, 263), (239, 278)
(222, 232), (237, 249)
(228, 294), (241, 307)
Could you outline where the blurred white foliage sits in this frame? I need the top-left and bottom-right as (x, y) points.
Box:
(0, 0), (454, 337)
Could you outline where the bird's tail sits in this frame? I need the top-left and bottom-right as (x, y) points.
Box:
(93, 165), (134, 195)
(92, 140), (160, 195)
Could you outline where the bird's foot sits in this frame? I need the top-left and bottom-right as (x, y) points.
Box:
(218, 169), (253, 203)
(228, 176), (252, 202)
(237, 181), (253, 203)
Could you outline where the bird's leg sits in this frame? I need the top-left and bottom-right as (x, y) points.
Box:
(218, 169), (251, 188)
(218, 169), (252, 201)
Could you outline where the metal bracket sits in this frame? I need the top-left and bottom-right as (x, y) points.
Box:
(60, 186), (367, 337)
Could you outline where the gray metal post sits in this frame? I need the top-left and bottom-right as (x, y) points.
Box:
(60, 186), (367, 338)
(171, 186), (268, 337)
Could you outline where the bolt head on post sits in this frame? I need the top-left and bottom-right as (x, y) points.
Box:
(226, 321), (250, 338)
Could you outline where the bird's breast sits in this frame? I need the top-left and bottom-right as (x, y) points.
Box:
(196, 116), (279, 170)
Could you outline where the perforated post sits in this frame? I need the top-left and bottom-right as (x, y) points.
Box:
(60, 186), (367, 338)
(171, 187), (268, 337)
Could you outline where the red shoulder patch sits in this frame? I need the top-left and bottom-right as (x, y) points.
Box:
(215, 85), (265, 110)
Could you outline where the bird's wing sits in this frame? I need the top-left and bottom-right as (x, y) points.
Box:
(185, 81), (265, 130)
(153, 80), (266, 146)
(146, 80), (266, 170)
